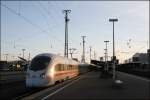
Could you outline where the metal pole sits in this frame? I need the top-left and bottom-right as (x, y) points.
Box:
(22, 49), (25, 59)
(104, 51), (107, 70)
(5, 54), (8, 61)
(94, 51), (96, 60)
(28, 52), (30, 61)
(90, 46), (92, 63)
(148, 49), (150, 68)
(66, 12), (68, 58)
(81, 36), (86, 63)
(148, 26), (150, 68)
(104, 41), (109, 71)
(0, 2), (1, 61)
(69, 48), (72, 58)
(148, 29), (150, 68)
(23, 50), (24, 59)
(63, 10), (71, 58)
(109, 18), (118, 80)
(69, 48), (76, 59)
(106, 42), (109, 71)
(70, 52), (72, 58)
(113, 22), (115, 58)
(112, 21), (116, 79)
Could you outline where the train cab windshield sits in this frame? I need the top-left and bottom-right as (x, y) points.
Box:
(29, 56), (51, 71)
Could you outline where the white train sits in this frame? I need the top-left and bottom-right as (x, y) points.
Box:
(26, 53), (79, 87)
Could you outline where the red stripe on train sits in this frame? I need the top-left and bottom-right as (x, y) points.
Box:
(54, 71), (78, 76)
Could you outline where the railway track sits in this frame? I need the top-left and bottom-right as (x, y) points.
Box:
(0, 75), (81, 100)
(13, 87), (48, 100)
(0, 79), (54, 100)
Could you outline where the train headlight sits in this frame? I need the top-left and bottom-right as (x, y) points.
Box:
(40, 73), (45, 78)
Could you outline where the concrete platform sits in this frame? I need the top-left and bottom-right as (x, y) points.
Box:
(43, 71), (149, 100)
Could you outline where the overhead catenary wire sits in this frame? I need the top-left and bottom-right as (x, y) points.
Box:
(37, 1), (78, 50)
(53, 1), (82, 57)
(47, 1), (81, 46)
(52, 1), (82, 48)
(37, 1), (80, 49)
(1, 3), (64, 45)
(41, 1), (81, 50)
(31, 2), (53, 33)
(18, 0), (21, 15)
(1, 3), (65, 60)
(45, 1), (80, 48)
(1, 2), (85, 60)
(38, 1), (61, 28)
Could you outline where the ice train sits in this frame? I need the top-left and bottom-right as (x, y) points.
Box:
(26, 53), (79, 87)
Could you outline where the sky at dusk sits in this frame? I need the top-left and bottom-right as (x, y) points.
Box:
(1, 1), (149, 63)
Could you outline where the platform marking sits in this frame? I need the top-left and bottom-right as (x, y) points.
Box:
(41, 77), (81, 100)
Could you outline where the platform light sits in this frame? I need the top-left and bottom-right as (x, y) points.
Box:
(109, 18), (118, 80)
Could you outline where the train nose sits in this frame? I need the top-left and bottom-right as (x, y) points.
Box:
(26, 73), (52, 87)
(26, 78), (50, 87)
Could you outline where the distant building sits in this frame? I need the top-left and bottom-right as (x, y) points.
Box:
(0, 59), (29, 71)
(100, 57), (103, 61)
(131, 53), (148, 64)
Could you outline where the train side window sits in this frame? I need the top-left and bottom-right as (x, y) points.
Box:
(59, 64), (62, 71)
(66, 65), (67, 70)
(63, 64), (65, 71)
(69, 65), (72, 70)
(55, 64), (58, 71)
(75, 65), (77, 69)
(60, 64), (64, 71)
(68, 65), (70, 70)
(64, 64), (67, 71)
(67, 65), (69, 70)
(55, 64), (61, 71)
(66, 65), (69, 70)
(55, 65), (57, 71)
(73, 65), (75, 70)
(56, 64), (64, 71)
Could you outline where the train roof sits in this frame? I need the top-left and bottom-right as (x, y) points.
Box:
(35, 53), (57, 58)
(33, 53), (79, 64)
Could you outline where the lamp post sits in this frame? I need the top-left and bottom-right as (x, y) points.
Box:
(22, 49), (26, 59)
(148, 32), (150, 68)
(104, 41), (109, 71)
(109, 18), (118, 80)
(89, 46), (92, 63)
(5, 54), (8, 61)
